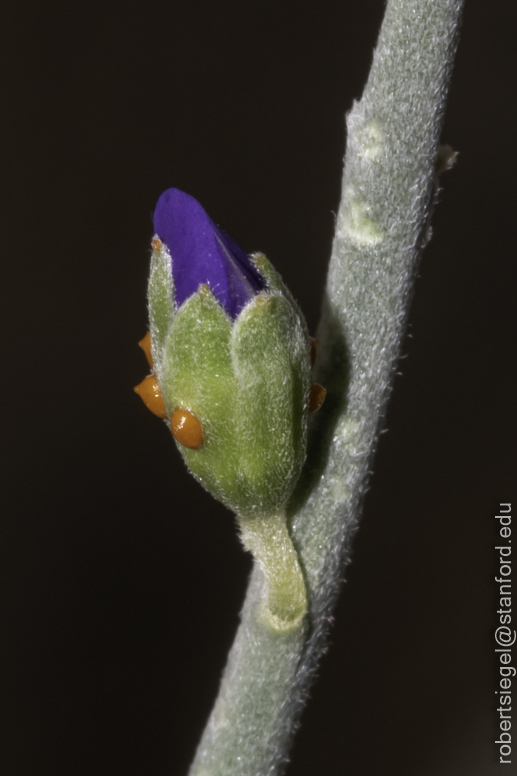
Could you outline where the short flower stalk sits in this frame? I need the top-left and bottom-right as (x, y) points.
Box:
(238, 512), (307, 631)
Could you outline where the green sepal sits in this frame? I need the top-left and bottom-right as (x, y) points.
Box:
(230, 292), (311, 517)
(147, 239), (175, 378)
(161, 286), (240, 508)
(251, 252), (308, 334)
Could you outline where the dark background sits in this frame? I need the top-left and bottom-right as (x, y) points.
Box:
(1, 1), (515, 774)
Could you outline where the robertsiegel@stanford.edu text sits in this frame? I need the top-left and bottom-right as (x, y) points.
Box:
(495, 503), (514, 765)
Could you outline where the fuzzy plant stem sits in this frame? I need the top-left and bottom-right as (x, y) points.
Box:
(188, 1), (464, 774)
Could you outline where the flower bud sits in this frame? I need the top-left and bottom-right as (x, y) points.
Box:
(147, 189), (312, 520)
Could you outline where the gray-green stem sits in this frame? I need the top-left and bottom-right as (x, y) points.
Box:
(188, 2), (464, 775)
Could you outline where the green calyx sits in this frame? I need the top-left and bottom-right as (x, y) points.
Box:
(148, 247), (311, 520)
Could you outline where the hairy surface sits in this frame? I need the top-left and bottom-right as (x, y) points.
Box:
(189, 1), (464, 774)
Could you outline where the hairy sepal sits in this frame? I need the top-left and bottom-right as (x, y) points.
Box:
(230, 292), (311, 518)
(147, 238), (175, 380)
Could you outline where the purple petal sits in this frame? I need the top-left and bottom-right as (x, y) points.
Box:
(153, 188), (265, 319)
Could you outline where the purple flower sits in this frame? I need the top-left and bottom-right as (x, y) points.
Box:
(153, 188), (265, 319)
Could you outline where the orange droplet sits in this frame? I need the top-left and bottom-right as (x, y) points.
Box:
(170, 408), (204, 449)
(134, 374), (167, 418)
(138, 331), (153, 368)
(151, 236), (163, 252)
(308, 382), (326, 414)
(309, 337), (319, 369)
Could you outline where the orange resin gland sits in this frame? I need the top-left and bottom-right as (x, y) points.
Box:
(309, 336), (319, 369)
(308, 382), (327, 414)
(138, 331), (153, 368)
(151, 236), (163, 252)
(170, 408), (204, 449)
(134, 375), (167, 418)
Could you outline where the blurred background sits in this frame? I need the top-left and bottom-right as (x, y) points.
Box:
(1, 1), (515, 774)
